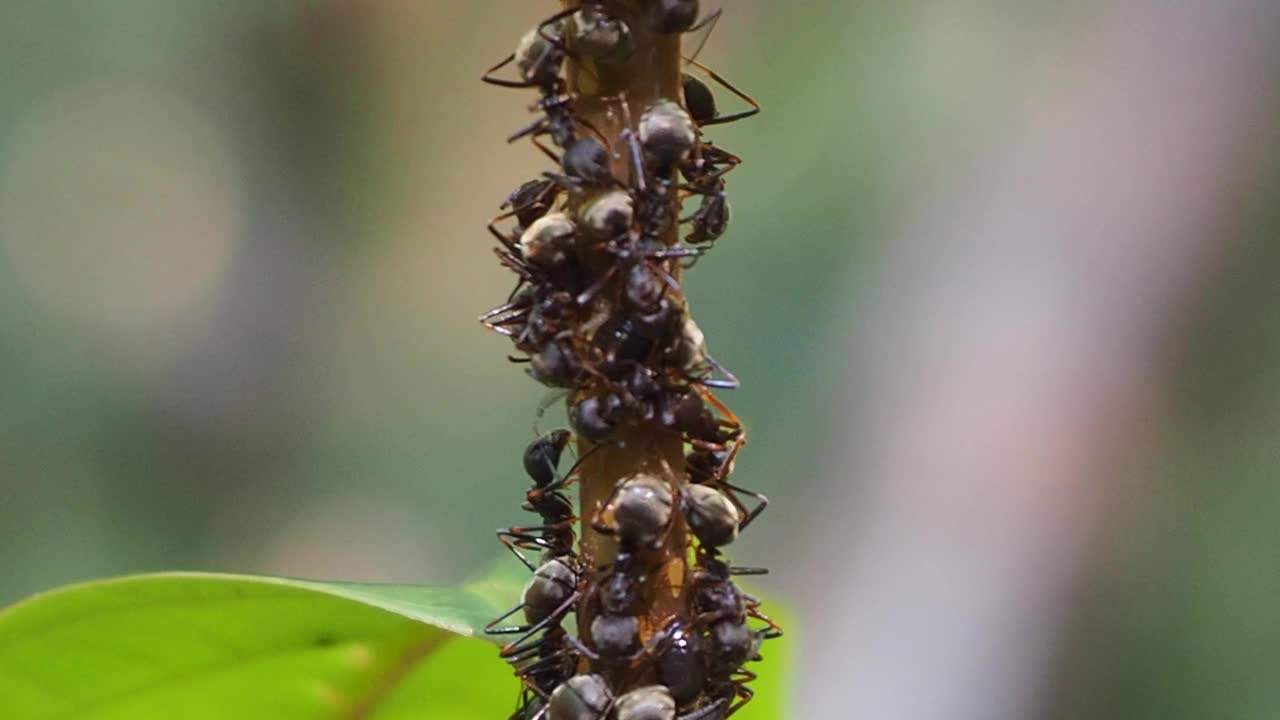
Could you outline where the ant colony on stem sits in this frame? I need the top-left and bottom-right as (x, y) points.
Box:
(478, 3), (778, 719)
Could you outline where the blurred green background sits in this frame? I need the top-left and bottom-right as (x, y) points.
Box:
(1, 2), (1278, 718)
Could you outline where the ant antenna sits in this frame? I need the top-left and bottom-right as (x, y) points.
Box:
(684, 7), (723, 65)
(611, 91), (649, 192)
(533, 390), (570, 437)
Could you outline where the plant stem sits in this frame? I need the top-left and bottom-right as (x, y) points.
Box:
(561, 0), (689, 687)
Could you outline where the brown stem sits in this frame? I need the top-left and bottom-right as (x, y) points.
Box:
(560, 0), (689, 688)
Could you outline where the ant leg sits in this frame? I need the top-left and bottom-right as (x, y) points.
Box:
(623, 618), (677, 664)
(725, 682), (755, 718)
(502, 634), (552, 663)
(499, 590), (580, 657)
(514, 652), (573, 688)
(518, 135), (565, 170)
(574, 113), (612, 148)
(504, 641), (545, 668)
(483, 317), (528, 338)
(696, 438), (761, 527)
(683, 8), (724, 64)
(698, 144), (743, 176)
(531, 135), (562, 165)
(496, 529), (543, 572)
(502, 180), (559, 215)
(492, 247), (537, 282)
(699, 353), (740, 390)
(508, 688), (551, 720)
(651, 261), (684, 296)
(720, 480), (767, 531)
(540, 437), (621, 494)
(480, 296), (531, 324)
(686, 57), (760, 127)
(575, 264), (619, 306)
(508, 117), (547, 145)
(497, 524), (575, 559)
(485, 601), (531, 637)
(699, 436), (751, 514)
(711, 436), (744, 482)
(541, 171), (586, 195)
(482, 54), (537, 89)
(501, 625), (558, 661)
(536, 7), (578, 39)
(750, 611), (784, 640)
(620, 128), (647, 192)
(488, 218), (522, 255)
(480, 305), (530, 334)
(503, 518), (578, 537)
(678, 697), (730, 720)
(525, 7), (579, 81)
(506, 693), (531, 720)
(648, 246), (704, 260)
(696, 386), (742, 430)
(563, 634), (602, 662)
(505, 278), (531, 304)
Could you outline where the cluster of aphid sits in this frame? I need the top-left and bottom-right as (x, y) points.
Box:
(478, 3), (779, 720)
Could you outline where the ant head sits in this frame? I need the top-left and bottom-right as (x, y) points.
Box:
(572, 5), (634, 63)
(549, 674), (613, 720)
(654, 0), (700, 34)
(514, 20), (566, 87)
(523, 429), (573, 488)
(681, 484), (742, 548)
(581, 190), (634, 240)
(604, 472), (674, 550)
(639, 100), (696, 174)
(681, 73), (716, 125)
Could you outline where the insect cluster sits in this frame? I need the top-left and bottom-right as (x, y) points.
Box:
(478, 3), (779, 720)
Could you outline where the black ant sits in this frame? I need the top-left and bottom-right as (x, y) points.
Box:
(485, 552), (582, 665)
(565, 552), (649, 665)
(680, 437), (768, 549)
(661, 312), (740, 390)
(487, 432), (618, 665)
(682, 549), (783, 717)
(681, 58), (760, 129)
(497, 430), (614, 569)
(676, 58), (760, 255)
(592, 471), (676, 551)
(486, 6), (625, 158)
(481, 213), (584, 348)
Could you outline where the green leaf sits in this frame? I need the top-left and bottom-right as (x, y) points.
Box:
(0, 572), (519, 719)
(0, 570), (796, 720)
